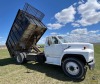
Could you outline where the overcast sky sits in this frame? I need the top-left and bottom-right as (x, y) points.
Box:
(0, 0), (100, 45)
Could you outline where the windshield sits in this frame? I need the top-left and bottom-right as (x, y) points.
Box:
(58, 36), (67, 43)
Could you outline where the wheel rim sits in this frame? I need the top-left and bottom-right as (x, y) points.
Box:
(66, 62), (79, 75)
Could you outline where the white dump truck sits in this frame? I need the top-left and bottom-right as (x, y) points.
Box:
(6, 3), (95, 79)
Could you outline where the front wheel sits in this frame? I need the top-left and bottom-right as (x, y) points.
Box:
(62, 58), (86, 79)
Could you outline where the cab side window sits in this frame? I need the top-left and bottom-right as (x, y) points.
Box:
(52, 37), (58, 44)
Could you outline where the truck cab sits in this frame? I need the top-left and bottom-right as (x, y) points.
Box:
(44, 35), (95, 79)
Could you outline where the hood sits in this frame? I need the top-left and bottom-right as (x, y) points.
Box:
(62, 43), (94, 50)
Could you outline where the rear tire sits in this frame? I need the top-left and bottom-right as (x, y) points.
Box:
(16, 52), (27, 64)
(62, 57), (86, 79)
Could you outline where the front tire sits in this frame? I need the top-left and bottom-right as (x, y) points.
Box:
(62, 58), (86, 79)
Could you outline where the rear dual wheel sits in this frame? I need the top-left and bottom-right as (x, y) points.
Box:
(16, 52), (27, 64)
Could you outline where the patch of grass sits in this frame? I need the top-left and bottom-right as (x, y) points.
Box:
(0, 49), (9, 59)
(0, 45), (100, 84)
(39, 48), (44, 52)
(94, 45), (100, 70)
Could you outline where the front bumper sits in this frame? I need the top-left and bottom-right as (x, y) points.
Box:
(88, 60), (95, 70)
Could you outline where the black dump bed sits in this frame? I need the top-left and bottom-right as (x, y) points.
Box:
(6, 3), (47, 57)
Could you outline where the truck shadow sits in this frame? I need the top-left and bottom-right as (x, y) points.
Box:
(0, 58), (85, 82)
(23, 62), (85, 82)
(0, 57), (16, 66)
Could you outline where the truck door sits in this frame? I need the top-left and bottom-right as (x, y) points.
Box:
(44, 37), (53, 56)
(44, 36), (63, 57)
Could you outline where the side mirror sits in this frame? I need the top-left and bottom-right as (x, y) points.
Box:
(48, 39), (52, 46)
